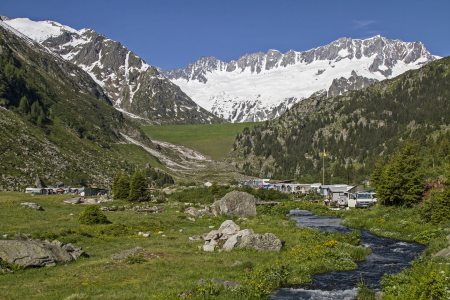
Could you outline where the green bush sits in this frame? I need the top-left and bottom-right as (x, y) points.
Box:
(77, 205), (109, 225)
(357, 278), (375, 300)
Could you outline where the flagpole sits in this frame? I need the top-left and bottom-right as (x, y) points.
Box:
(323, 148), (325, 185)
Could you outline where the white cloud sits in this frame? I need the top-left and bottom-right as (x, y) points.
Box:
(353, 20), (377, 29)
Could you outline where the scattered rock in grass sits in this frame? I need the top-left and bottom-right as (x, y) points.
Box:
(210, 278), (241, 290)
(435, 247), (450, 258)
(230, 261), (242, 267)
(185, 207), (202, 216)
(178, 290), (196, 298)
(187, 217), (196, 222)
(135, 206), (164, 213)
(218, 220), (240, 237)
(0, 239), (88, 267)
(98, 195), (112, 203)
(111, 247), (144, 260)
(99, 207), (114, 211)
(21, 202), (44, 211)
(218, 191), (257, 217)
(237, 233), (285, 252)
(208, 226), (214, 229)
(63, 197), (82, 205)
(202, 244), (215, 252)
(196, 278), (208, 286)
(189, 235), (203, 241)
(2, 234), (7, 238)
(196, 220), (283, 252)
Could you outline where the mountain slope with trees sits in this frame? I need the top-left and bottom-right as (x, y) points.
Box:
(0, 23), (174, 190)
(227, 56), (450, 184)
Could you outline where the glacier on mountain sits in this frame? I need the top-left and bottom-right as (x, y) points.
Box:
(162, 36), (439, 122)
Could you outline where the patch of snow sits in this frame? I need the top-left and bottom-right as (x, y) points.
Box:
(3, 18), (77, 43)
(114, 107), (145, 119)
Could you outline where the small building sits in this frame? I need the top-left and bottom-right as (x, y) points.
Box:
(25, 188), (45, 194)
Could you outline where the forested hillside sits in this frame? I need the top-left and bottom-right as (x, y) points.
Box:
(0, 25), (172, 190)
(228, 56), (450, 184)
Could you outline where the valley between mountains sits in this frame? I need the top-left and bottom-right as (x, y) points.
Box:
(1, 11), (450, 300)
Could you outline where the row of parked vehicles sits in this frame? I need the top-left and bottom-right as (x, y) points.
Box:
(335, 191), (377, 209)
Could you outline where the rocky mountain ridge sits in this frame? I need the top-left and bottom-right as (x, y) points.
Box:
(162, 36), (438, 122)
(2, 17), (222, 125)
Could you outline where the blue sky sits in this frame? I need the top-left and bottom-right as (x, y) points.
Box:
(3, 0), (449, 70)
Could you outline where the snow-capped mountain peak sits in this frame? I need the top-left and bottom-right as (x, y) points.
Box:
(2, 17), (222, 125)
(161, 36), (438, 122)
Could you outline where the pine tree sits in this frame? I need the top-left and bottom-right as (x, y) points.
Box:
(19, 96), (29, 114)
(128, 170), (147, 202)
(210, 182), (219, 197)
(113, 172), (130, 200)
(376, 143), (423, 206)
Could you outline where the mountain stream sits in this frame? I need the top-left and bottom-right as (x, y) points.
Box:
(270, 210), (426, 300)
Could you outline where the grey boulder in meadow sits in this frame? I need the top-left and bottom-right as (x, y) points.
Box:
(0, 240), (88, 267)
(21, 202), (44, 211)
(237, 232), (285, 252)
(218, 191), (257, 217)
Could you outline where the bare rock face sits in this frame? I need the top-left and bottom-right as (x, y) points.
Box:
(0, 240), (88, 267)
(219, 191), (257, 217)
(34, 175), (46, 188)
(237, 233), (284, 252)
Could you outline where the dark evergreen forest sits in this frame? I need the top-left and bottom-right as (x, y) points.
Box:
(230, 56), (450, 185)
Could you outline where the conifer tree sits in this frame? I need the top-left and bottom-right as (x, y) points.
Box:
(128, 170), (147, 202)
(19, 96), (29, 114)
(114, 172), (130, 200)
(210, 182), (219, 197)
(376, 143), (423, 206)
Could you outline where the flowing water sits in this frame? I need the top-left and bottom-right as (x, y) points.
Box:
(270, 210), (426, 300)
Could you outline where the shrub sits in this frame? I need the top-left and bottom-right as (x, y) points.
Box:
(78, 205), (109, 225)
(357, 278), (375, 300)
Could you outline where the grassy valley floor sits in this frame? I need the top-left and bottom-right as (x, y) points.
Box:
(0, 193), (369, 300)
(141, 122), (263, 161)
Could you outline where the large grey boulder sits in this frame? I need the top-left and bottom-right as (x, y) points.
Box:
(219, 191), (257, 217)
(0, 240), (87, 267)
(237, 233), (284, 252)
(222, 229), (255, 252)
(111, 247), (144, 260)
